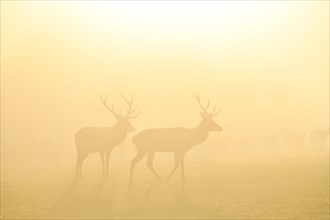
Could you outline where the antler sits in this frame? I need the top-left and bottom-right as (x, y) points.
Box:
(191, 93), (220, 117)
(100, 94), (122, 118)
(120, 93), (140, 119)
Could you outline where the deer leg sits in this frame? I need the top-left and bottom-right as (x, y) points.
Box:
(77, 154), (87, 178)
(129, 151), (146, 183)
(100, 152), (105, 178)
(165, 153), (180, 182)
(147, 153), (162, 182)
(180, 154), (186, 183)
(105, 151), (112, 178)
(76, 156), (80, 178)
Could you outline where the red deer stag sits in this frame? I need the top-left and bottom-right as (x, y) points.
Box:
(129, 93), (222, 183)
(75, 94), (139, 179)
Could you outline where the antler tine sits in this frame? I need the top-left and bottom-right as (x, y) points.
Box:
(100, 94), (121, 117)
(99, 94), (107, 103)
(119, 93), (133, 104)
(128, 110), (140, 119)
(191, 92), (200, 102)
(205, 99), (210, 111)
(211, 109), (220, 117)
(209, 105), (216, 115)
(128, 104), (138, 114)
(209, 105), (220, 117)
(191, 92), (210, 116)
(99, 93), (107, 106)
(120, 93), (139, 118)
(126, 105), (139, 117)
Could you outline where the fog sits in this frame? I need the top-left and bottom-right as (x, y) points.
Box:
(1, 1), (329, 219)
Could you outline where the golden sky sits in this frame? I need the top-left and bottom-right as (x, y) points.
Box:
(1, 1), (329, 144)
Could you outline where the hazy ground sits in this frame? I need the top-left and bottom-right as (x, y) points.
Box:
(1, 147), (329, 219)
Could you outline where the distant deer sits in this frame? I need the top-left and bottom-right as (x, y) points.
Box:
(262, 132), (281, 151)
(129, 93), (222, 183)
(309, 129), (329, 149)
(283, 131), (306, 150)
(75, 94), (139, 179)
(231, 135), (257, 155)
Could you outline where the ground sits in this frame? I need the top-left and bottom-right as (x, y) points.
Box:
(1, 153), (329, 219)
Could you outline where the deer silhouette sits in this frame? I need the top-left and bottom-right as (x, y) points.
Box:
(75, 94), (139, 179)
(283, 131), (306, 150)
(309, 129), (329, 149)
(129, 93), (222, 183)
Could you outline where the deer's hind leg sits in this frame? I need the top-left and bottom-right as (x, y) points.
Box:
(147, 153), (162, 182)
(77, 153), (88, 179)
(129, 151), (146, 183)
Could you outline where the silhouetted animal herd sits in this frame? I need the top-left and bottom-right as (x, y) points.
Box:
(208, 130), (329, 157)
(75, 94), (329, 181)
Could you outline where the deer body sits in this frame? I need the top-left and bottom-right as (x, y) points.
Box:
(75, 94), (139, 179)
(76, 126), (128, 154)
(129, 94), (222, 183)
(133, 124), (209, 153)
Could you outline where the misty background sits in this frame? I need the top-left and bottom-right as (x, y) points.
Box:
(1, 1), (329, 166)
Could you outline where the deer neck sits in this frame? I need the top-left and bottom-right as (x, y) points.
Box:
(112, 121), (128, 138)
(192, 121), (210, 144)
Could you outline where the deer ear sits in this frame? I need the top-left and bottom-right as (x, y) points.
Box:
(200, 113), (207, 119)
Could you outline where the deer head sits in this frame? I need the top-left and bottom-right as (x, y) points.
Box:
(100, 94), (139, 132)
(191, 93), (222, 132)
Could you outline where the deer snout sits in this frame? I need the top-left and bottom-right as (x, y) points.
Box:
(210, 120), (222, 132)
(212, 124), (223, 132)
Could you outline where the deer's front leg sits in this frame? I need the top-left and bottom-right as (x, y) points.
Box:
(76, 156), (80, 178)
(180, 154), (186, 183)
(100, 152), (105, 178)
(105, 151), (112, 178)
(129, 151), (146, 184)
